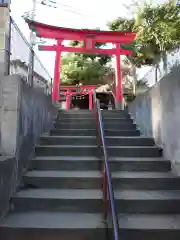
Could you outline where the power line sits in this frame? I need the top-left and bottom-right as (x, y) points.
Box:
(40, 0), (89, 17)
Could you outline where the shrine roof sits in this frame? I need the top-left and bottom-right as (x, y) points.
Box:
(25, 19), (136, 42)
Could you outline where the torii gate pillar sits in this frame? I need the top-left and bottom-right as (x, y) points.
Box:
(115, 43), (123, 109)
(52, 39), (62, 101)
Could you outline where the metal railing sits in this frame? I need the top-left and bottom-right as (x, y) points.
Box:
(142, 48), (180, 87)
(10, 17), (52, 94)
(93, 91), (119, 240)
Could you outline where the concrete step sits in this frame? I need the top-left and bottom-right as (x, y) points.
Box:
(13, 189), (180, 214)
(105, 136), (154, 146)
(101, 110), (129, 116)
(118, 214), (180, 240)
(31, 156), (171, 172)
(39, 136), (98, 146)
(115, 190), (180, 214)
(104, 129), (140, 136)
(23, 170), (180, 190)
(57, 112), (94, 120)
(50, 129), (96, 136)
(57, 116), (94, 120)
(56, 118), (133, 124)
(2, 212), (180, 240)
(112, 171), (180, 190)
(23, 170), (102, 189)
(39, 136), (155, 146)
(13, 189), (103, 213)
(53, 122), (136, 130)
(35, 145), (162, 157)
(0, 212), (104, 240)
(58, 110), (93, 115)
(107, 146), (162, 157)
(58, 110), (129, 117)
(50, 129), (140, 136)
(35, 145), (100, 157)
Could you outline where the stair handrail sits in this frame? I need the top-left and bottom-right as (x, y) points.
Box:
(93, 90), (119, 240)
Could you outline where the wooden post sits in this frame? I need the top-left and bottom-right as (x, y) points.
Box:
(115, 43), (123, 109)
(52, 40), (62, 101)
(89, 91), (93, 110)
(65, 92), (71, 110)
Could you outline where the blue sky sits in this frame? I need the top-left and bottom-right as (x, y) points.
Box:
(10, 0), (168, 80)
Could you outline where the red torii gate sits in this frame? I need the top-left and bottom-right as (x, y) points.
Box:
(26, 19), (136, 108)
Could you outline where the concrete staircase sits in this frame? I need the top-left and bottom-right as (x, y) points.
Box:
(1, 110), (180, 240)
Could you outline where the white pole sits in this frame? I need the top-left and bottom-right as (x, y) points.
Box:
(28, 0), (37, 87)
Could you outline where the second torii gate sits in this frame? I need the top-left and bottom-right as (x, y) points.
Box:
(26, 19), (136, 109)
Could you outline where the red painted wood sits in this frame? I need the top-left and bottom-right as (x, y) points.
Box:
(115, 43), (123, 102)
(89, 91), (93, 110)
(84, 37), (95, 50)
(66, 94), (71, 110)
(39, 45), (133, 55)
(63, 92), (88, 96)
(26, 19), (136, 43)
(60, 85), (97, 90)
(52, 42), (62, 101)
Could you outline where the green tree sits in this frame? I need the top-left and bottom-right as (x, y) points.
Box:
(108, 1), (180, 68)
(61, 53), (107, 85)
(61, 40), (111, 85)
(69, 40), (111, 65)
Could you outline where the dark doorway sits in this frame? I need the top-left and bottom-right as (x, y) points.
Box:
(71, 94), (89, 109)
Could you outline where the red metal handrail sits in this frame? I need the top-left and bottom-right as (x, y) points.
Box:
(93, 91), (119, 240)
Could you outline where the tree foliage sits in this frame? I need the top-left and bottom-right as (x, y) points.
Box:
(61, 40), (111, 85)
(61, 53), (107, 85)
(68, 40), (111, 65)
(108, 1), (180, 67)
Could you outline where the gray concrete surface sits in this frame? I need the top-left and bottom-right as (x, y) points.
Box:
(0, 6), (11, 76)
(0, 74), (56, 219)
(129, 65), (180, 174)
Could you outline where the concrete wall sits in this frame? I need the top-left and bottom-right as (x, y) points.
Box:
(0, 74), (57, 219)
(10, 62), (47, 92)
(129, 65), (180, 174)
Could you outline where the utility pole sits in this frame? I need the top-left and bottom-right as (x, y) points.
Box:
(27, 0), (37, 87)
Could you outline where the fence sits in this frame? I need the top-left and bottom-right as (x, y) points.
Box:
(142, 48), (180, 87)
(10, 17), (52, 93)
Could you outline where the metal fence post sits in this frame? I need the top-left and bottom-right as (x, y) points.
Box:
(10, 16), (52, 89)
(27, 0), (37, 87)
(28, 48), (35, 87)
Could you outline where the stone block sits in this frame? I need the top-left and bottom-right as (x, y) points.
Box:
(2, 74), (20, 111)
(0, 7), (10, 36)
(0, 155), (16, 219)
(0, 48), (10, 75)
(1, 109), (18, 155)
